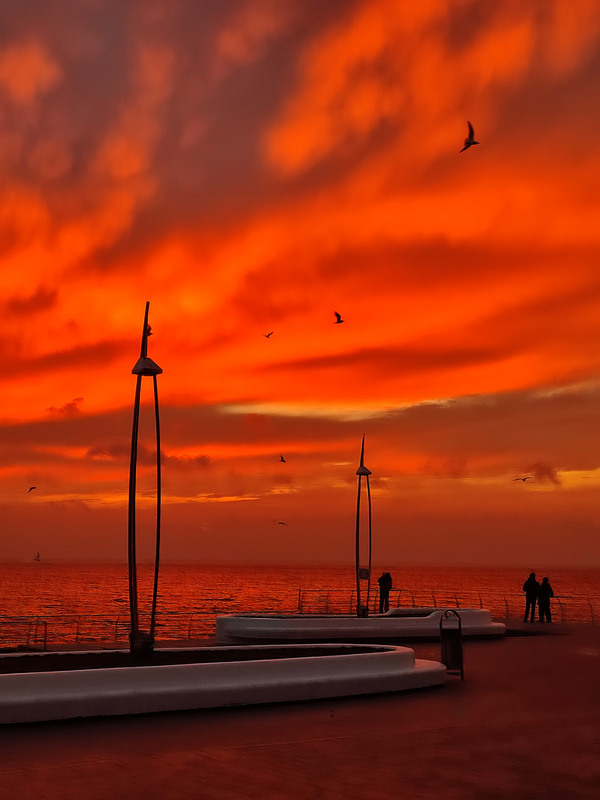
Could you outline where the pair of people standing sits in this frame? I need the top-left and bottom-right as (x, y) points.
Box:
(523, 572), (554, 622)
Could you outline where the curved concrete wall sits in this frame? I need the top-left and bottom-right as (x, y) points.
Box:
(0, 644), (446, 725)
(215, 608), (505, 644)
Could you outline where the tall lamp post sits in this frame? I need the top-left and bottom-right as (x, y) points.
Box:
(354, 435), (372, 617)
(127, 301), (163, 656)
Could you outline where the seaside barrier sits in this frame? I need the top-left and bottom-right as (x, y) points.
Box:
(1, 589), (598, 650)
(296, 588), (600, 622)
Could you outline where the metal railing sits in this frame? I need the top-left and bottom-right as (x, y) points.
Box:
(296, 588), (600, 623)
(0, 611), (218, 651)
(1, 589), (598, 651)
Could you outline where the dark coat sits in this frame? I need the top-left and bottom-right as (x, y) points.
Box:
(523, 576), (540, 598)
(538, 581), (554, 601)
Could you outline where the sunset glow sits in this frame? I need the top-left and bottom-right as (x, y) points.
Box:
(2, 1), (600, 566)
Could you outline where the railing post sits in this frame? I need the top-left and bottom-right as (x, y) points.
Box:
(75, 615), (81, 642)
(504, 595), (509, 617)
(32, 617), (48, 650)
(325, 592), (329, 614)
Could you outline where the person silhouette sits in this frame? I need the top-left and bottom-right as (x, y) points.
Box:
(538, 577), (554, 623)
(522, 572), (540, 622)
(378, 571), (393, 613)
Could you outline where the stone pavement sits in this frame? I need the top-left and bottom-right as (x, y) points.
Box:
(0, 623), (599, 799)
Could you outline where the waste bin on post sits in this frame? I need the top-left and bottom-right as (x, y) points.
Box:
(440, 609), (464, 679)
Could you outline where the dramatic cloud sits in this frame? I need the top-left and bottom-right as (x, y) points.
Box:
(1, 1), (600, 564)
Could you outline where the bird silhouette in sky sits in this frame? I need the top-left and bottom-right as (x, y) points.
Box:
(264, 332), (274, 338)
(460, 121), (479, 152)
(278, 521), (287, 526)
(27, 487), (37, 493)
(280, 455), (286, 463)
(334, 312), (344, 324)
(513, 476), (533, 482)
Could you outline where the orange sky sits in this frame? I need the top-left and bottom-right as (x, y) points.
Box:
(2, 0), (600, 567)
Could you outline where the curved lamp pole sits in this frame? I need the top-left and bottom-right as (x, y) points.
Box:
(354, 435), (372, 617)
(128, 301), (162, 656)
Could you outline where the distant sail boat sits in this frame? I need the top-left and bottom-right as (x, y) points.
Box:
(33, 552), (40, 562)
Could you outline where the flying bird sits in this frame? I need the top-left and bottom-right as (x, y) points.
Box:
(460, 121), (479, 152)
(280, 455), (286, 463)
(27, 487), (37, 493)
(264, 332), (274, 338)
(278, 521), (287, 526)
(513, 476), (533, 482)
(334, 312), (344, 324)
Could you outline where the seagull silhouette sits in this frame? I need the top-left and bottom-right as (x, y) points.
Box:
(334, 312), (344, 324)
(27, 487), (37, 493)
(278, 521), (287, 526)
(280, 455), (285, 463)
(264, 332), (274, 338)
(460, 121), (479, 152)
(513, 476), (533, 482)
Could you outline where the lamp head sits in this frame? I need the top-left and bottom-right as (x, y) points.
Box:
(132, 356), (162, 376)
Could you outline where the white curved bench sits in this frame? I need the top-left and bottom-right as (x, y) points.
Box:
(215, 608), (505, 643)
(0, 644), (446, 724)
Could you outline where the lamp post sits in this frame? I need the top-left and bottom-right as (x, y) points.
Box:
(127, 301), (162, 656)
(354, 435), (372, 617)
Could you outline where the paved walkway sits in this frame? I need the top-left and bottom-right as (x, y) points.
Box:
(0, 623), (599, 799)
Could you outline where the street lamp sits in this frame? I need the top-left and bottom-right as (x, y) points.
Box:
(127, 301), (163, 656)
(354, 435), (372, 617)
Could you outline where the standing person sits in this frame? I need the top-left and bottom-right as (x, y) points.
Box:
(538, 577), (554, 623)
(378, 571), (393, 613)
(522, 572), (540, 622)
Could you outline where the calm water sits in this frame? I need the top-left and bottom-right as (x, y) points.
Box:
(1, 562), (599, 646)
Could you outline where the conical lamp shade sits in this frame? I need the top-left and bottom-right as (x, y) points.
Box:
(132, 356), (163, 376)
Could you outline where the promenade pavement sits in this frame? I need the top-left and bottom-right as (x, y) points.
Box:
(0, 621), (598, 799)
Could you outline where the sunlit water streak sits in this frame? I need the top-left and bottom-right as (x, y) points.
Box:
(1, 563), (598, 647)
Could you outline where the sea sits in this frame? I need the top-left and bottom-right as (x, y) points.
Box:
(1, 562), (599, 648)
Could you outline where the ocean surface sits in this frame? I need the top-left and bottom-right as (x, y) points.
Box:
(1, 562), (599, 647)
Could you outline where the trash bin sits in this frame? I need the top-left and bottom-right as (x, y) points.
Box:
(440, 609), (464, 679)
